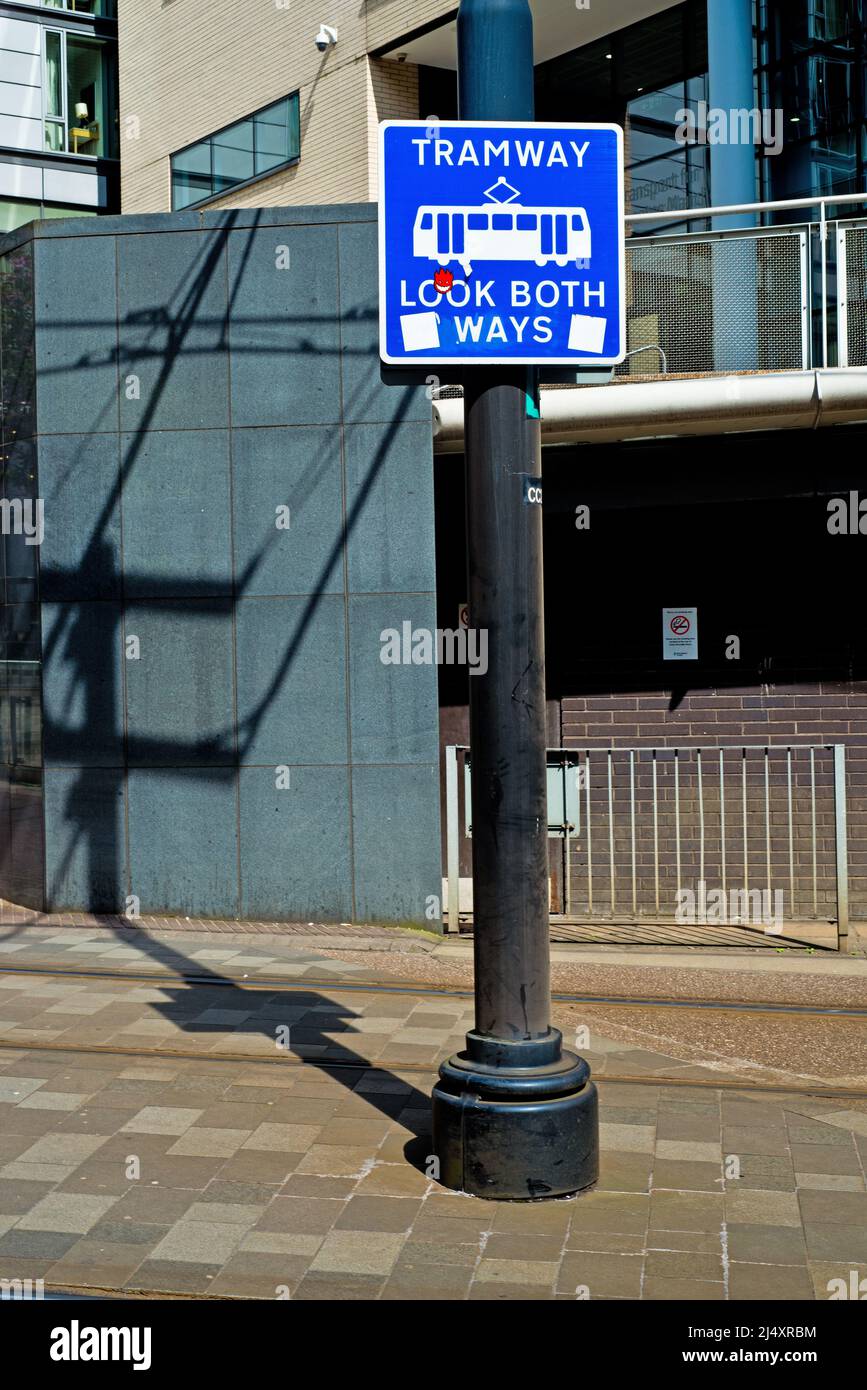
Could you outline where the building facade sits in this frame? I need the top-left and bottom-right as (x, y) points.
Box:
(0, 0), (119, 233)
(117, 0), (428, 214)
(117, 1), (867, 218)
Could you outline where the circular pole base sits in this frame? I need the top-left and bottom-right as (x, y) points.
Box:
(431, 1029), (599, 1200)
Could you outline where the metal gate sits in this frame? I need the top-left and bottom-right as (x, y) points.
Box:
(444, 743), (849, 949)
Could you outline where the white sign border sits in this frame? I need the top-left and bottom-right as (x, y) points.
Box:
(377, 118), (627, 368)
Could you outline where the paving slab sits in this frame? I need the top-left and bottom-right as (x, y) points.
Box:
(0, 938), (864, 1300)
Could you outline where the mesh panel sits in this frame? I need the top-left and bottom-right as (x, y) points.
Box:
(427, 228), (811, 394)
(615, 233), (805, 377)
(843, 226), (867, 366)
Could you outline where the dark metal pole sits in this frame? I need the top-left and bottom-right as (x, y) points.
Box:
(459, 0), (548, 1045)
(464, 369), (551, 1043)
(431, 0), (598, 1200)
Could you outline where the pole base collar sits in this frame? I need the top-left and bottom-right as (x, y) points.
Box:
(431, 1031), (599, 1200)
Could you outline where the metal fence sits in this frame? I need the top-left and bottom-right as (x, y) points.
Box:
(444, 743), (849, 950)
(428, 193), (867, 399)
(615, 227), (809, 377)
(623, 192), (867, 376)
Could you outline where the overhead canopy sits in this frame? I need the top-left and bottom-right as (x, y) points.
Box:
(374, 0), (683, 68)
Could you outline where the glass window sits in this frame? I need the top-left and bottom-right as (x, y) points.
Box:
(44, 29), (65, 153)
(67, 36), (105, 155)
(492, 213), (512, 230)
(254, 98), (291, 175)
(213, 119), (255, 191)
(419, 212), (433, 229)
(44, 33), (63, 118)
(43, 1), (117, 16)
(171, 94), (300, 209)
(171, 141), (212, 209)
(812, 0), (850, 42)
(41, 204), (97, 220)
(1, 198), (98, 234)
(0, 201), (41, 235)
(758, 0), (867, 202)
(5, 1), (116, 11)
(43, 29), (117, 159)
(467, 213), (487, 229)
(516, 214), (536, 229)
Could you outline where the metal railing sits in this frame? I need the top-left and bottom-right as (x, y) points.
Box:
(615, 223), (810, 377)
(430, 192), (867, 400)
(444, 742), (850, 950)
(623, 192), (867, 377)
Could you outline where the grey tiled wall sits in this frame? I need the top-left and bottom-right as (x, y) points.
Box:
(0, 206), (442, 924)
(0, 238), (44, 909)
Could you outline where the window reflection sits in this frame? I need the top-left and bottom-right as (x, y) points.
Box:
(758, 0), (866, 200)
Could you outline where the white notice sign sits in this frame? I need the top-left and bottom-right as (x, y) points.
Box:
(662, 608), (698, 661)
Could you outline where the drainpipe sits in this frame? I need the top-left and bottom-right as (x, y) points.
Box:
(431, 370), (867, 449)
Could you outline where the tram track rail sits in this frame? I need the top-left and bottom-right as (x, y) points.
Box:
(3, 961), (865, 1097)
(41, 1283), (244, 1302)
(1, 1034), (865, 1101)
(1, 960), (867, 1021)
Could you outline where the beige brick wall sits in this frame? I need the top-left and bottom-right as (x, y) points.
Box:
(364, 0), (455, 52)
(118, 0), (441, 213)
(365, 58), (419, 199)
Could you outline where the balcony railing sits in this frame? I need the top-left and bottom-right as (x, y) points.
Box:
(430, 193), (867, 398)
(620, 192), (867, 379)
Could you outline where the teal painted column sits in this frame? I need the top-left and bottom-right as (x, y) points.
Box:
(708, 0), (758, 225)
(707, 0), (758, 368)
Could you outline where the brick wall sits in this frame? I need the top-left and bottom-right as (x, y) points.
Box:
(434, 436), (867, 927)
(364, 0), (456, 52)
(118, 0), (433, 213)
(366, 59), (420, 199)
(558, 690), (852, 925)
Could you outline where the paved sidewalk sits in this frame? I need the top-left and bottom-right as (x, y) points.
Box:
(0, 925), (392, 981)
(0, 952), (865, 1300)
(5, 896), (864, 956)
(0, 900), (439, 950)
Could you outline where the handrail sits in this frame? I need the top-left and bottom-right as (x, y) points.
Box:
(625, 191), (867, 224)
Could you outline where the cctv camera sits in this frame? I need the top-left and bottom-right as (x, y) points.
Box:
(314, 24), (338, 51)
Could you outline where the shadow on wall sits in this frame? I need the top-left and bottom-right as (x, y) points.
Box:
(1, 207), (440, 924)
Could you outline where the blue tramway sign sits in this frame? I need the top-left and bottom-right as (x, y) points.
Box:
(378, 119), (625, 367)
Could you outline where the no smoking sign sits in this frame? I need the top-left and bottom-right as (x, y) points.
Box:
(662, 607), (698, 660)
